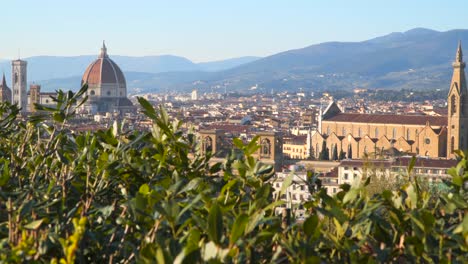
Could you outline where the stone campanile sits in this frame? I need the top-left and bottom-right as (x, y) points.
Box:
(11, 59), (28, 112)
(447, 41), (468, 157)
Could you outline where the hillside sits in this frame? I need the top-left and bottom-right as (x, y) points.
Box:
(3, 28), (468, 93)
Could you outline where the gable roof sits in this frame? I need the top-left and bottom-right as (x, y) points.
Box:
(323, 113), (447, 127)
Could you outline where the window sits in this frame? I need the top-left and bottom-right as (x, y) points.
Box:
(342, 127), (346, 136)
(344, 173), (349, 180)
(353, 173), (357, 179)
(326, 126), (330, 135)
(451, 136), (455, 153)
(425, 138), (431, 145)
(203, 136), (213, 153)
(375, 128), (379, 138)
(406, 129), (410, 140)
(451, 94), (457, 115)
(107, 91), (111, 96)
(261, 138), (271, 158)
(344, 166), (349, 170)
(90, 90), (95, 95)
(358, 128), (362, 137)
(353, 167), (358, 171)
(392, 128), (397, 139)
(333, 188), (337, 193)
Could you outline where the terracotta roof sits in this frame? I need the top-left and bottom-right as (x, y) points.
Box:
(324, 113), (447, 126)
(81, 44), (126, 88)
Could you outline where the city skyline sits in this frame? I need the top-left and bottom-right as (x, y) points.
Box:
(2, 0), (467, 62)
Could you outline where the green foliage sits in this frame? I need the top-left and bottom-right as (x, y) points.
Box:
(0, 85), (466, 263)
(319, 141), (329, 161)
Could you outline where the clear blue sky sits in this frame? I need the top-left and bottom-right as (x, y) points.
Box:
(2, 0), (466, 62)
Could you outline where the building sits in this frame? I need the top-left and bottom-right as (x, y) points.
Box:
(311, 43), (467, 159)
(11, 59), (27, 112)
(337, 157), (456, 186)
(283, 135), (308, 159)
(198, 129), (283, 170)
(191, 89), (198, 101)
(81, 42), (135, 115)
(0, 73), (12, 103)
(28, 84), (57, 112)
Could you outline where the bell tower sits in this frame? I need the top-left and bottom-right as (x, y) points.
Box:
(11, 59), (28, 112)
(447, 41), (468, 157)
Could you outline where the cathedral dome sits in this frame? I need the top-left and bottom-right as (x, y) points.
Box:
(81, 42), (126, 92)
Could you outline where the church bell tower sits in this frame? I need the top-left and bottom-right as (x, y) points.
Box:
(11, 59), (28, 113)
(447, 41), (468, 158)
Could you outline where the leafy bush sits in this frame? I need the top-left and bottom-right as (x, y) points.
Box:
(0, 85), (466, 263)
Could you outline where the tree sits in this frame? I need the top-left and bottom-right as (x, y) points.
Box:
(319, 141), (329, 160)
(332, 144), (338, 160)
(0, 85), (466, 263)
(339, 149), (346, 160)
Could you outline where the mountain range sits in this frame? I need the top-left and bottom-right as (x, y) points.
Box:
(1, 28), (468, 94)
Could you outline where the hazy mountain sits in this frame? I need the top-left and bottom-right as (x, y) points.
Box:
(7, 28), (468, 93)
(197, 56), (260, 72)
(0, 55), (259, 89)
(172, 28), (468, 92)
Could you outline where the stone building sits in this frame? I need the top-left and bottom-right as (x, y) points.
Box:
(198, 129), (283, 170)
(0, 74), (12, 103)
(11, 59), (27, 113)
(311, 43), (466, 159)
(81, 42), (135, 115)
(27, 84), (57, 112)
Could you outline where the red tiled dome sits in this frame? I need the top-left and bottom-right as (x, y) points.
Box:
(81, 43), (126, 88)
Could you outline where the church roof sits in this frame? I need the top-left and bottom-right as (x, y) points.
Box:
(81, 42), (126, 88)
(323, 113), (447, 127)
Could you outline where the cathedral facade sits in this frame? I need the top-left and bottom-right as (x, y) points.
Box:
(311, 43), (467, 159)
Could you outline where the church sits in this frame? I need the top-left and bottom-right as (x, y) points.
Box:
(310, 42), (467, 159)
(0, 42), (135, 115)
(80, 42), (135, 114)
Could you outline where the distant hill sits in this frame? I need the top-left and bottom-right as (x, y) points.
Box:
(0, 55), (259, 91)
(123, 28), (466, 93)
(4, 28), (468, 93)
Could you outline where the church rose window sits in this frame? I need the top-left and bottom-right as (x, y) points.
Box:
(425, 138), (430, 145)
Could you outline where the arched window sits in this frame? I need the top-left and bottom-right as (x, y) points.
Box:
(14, 73), (18, 84)
(406, 129), (410, 140)
(358, 128), (362, 138)
(392, 128), (397, 139)
(203, 136), (213, 153)
(375, 128), (379, 138)
(261, 138), (271, 158)
(347, 144), (352, 159)
(342, 127), (346, 136)
(451, 95), (457, 116)
(90, 90), (95, 96)
(450, 136), (455, 153)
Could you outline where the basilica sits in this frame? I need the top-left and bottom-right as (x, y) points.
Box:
(310, 43), (467, 159)
(0, 42), (135, 115)
(80, 42), (135, 114)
